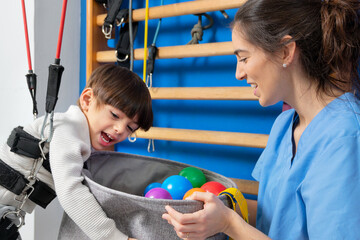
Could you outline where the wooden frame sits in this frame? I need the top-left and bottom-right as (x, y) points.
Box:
(96, 0), (247, 24)
(150, 87), (258, 100)
(96, 42), (234, 62)
(136, 127), (268, 148)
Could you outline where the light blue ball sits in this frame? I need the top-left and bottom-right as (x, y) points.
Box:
(161, 175), (193, 200)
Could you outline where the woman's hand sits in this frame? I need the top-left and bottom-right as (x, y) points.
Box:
(162, 192), (233, 240)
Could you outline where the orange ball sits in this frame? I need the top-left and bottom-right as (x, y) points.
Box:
(183, 188), (206, 200)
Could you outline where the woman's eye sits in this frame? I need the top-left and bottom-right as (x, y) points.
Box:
(239, 57), (247, 63)
(111, 112), (119, 118)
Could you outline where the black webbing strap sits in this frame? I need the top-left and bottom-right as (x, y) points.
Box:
(6, 126), (51, 173)
(102, 0), (124, 38)
(0, 159), (56, 209)
(146, 44), (158, 76)
(115, 8), (128, 26)
(7, 126), (43, 160)
(0, 217), (20, 240)
(116, 21), (138, 68)
(0, 159), (28, 195)
(30, 180), (56, 209)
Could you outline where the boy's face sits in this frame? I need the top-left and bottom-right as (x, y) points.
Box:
(80, 88), (139, 150)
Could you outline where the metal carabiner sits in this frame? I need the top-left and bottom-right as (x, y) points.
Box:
(116, 18), (125, 27)
(14, 183), (34, 211)
(147, 139), (155, 153)
(38, 139), (47, 160)
(2, 210), (25, 229)
(116, 51), (129, 62)
(102, 24), (113, 39)
(146, 73), (153, 88)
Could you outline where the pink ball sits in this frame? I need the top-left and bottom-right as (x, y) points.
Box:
(145, 187), (173, 199)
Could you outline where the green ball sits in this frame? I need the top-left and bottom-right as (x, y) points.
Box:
(179, 167), (207, 188)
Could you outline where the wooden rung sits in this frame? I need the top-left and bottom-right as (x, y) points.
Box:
(136, 127), (268, 148)
(96, 0), (246, 25)
(96, 42), (233, 62)
(229, 179), (259, 196)
(150, 87), (257, 100)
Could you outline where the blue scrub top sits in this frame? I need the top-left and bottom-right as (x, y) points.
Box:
(252, 92), (360, 240)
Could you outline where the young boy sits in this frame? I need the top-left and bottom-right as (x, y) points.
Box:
(0, 64), (153, 240)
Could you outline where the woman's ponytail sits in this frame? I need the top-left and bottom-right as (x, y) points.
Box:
(321, 0), (360, 93)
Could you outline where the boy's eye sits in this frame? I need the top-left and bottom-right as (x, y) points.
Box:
(111, 111), (119, 118)
(127, 126), (134, 133)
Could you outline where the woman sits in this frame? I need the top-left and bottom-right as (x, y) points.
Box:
(162, 0), (360, 239)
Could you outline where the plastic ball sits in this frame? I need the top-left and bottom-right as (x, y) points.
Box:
(183, 188), (206, 200)
(201, 181), (226, 196)
(161, 175), (193, 200)
(144, 182), (162, 196)
(179, 167), (207, 188)
(145, 187), (172, 199)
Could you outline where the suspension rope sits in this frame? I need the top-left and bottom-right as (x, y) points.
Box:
(21, 0), (32, 71)
(21, 0), (38, 118)
(152, 0), (163, 45)
(129, 0), (134, 71)
(145, 0), (163, 89)
(142, 0), (149, 81)
(55, 0), (68, 61)
(41, 0), (67, 142)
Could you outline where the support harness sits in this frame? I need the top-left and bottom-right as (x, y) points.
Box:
(0, 0), (68, 237)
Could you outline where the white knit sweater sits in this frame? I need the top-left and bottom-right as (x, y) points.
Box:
(0, 105), (127, 240)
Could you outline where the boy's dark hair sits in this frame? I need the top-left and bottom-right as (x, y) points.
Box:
(86, 64), (153, 131)
(233, 0), (360, 98)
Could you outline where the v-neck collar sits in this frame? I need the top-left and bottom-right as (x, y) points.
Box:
(288, 93), (349, 166)
(291, 113), (299, 164)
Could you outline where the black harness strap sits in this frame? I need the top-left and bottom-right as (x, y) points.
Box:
(0, 159), (28, 195)
(7, 126), (51, 173)
(7, 126), (43, 160)
(116, 19), (139, 68)
(115, 8), (128, 26)
(101, 0), (124, 38)
(30, 180), (56, 209)
(0, 159), (56, 209)
(0, 217), (20, 240)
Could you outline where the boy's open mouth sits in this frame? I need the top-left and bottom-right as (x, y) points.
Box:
(101, 131), (113, 143)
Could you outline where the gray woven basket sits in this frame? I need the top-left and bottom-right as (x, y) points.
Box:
(58, 151), (236, 240)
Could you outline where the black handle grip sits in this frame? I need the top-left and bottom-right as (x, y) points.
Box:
(45, 62), (64, 113)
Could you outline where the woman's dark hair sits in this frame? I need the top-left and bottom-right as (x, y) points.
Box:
(233, 0), (360, 98)
(85, 64), (153, 131)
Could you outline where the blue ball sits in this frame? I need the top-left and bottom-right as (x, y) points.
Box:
(144, 182), (162, 196)
(161, 175), (193, 200)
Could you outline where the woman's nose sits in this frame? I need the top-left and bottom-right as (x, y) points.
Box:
(235, 64), (246, 81)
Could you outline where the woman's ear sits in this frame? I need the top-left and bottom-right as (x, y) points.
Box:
(79, 88), (94, 112)
(281, 35), (297, 67)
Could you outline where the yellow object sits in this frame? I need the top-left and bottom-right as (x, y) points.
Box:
(143, 0), (149, 81)
(219, 188), (249, 223)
